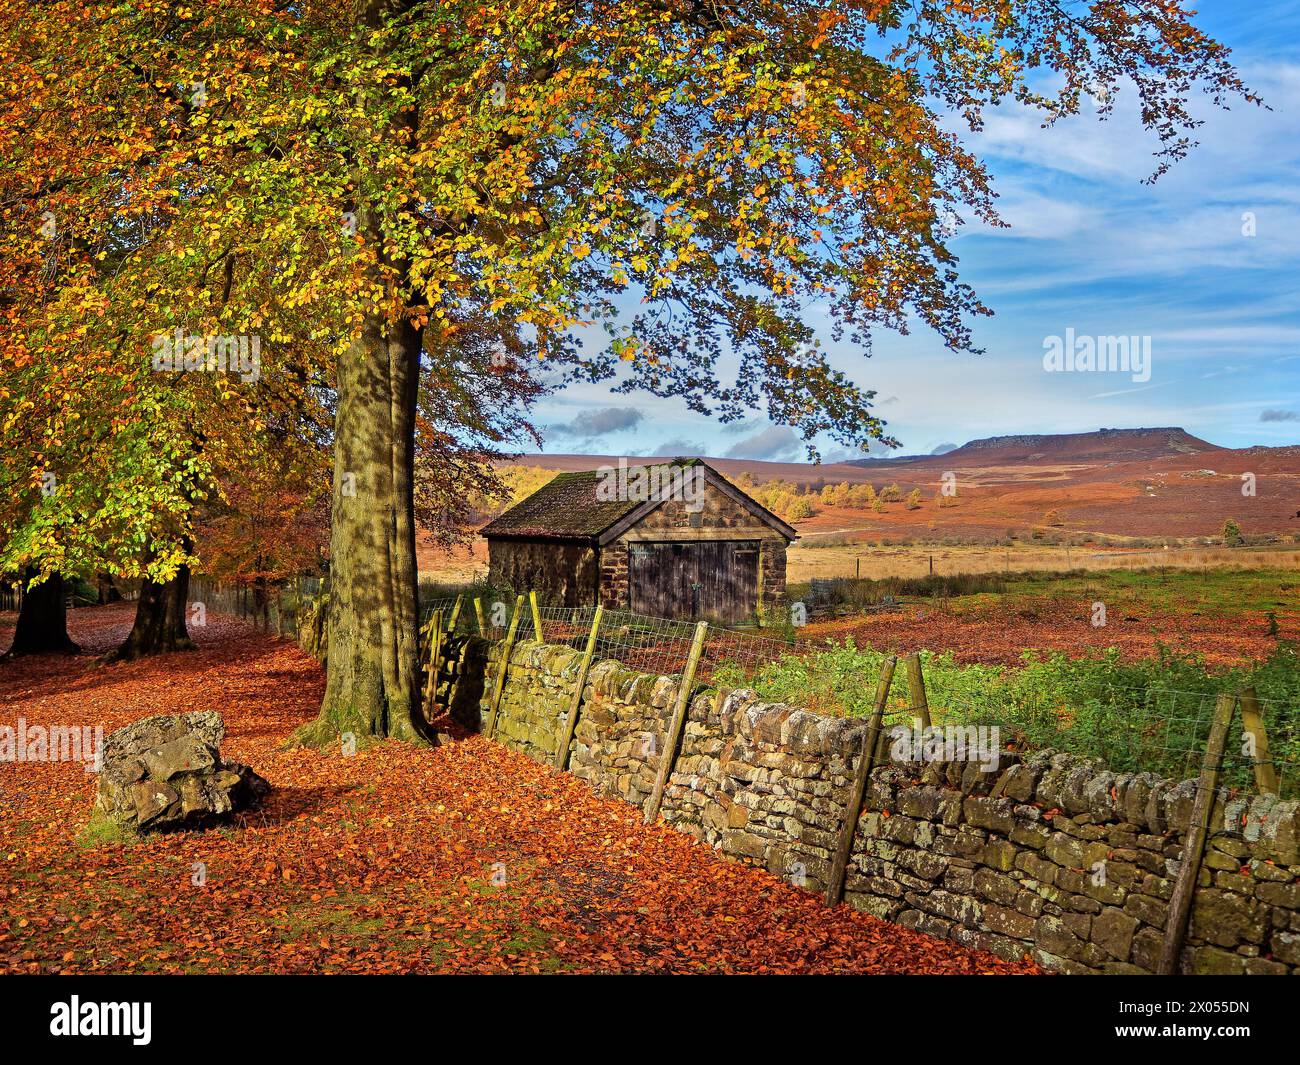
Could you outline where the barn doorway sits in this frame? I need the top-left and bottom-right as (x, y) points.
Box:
(627, 541), (759, 623)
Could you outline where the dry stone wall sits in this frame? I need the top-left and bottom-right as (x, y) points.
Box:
(462, 637), (1300, 974)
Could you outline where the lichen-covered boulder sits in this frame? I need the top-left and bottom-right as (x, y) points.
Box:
(95, 712), (268, 831)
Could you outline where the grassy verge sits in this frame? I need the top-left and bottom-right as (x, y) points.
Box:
(713, 639), (1300, 795)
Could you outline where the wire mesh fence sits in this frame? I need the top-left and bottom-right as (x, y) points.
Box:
(184, 582), (1297, 799)
(418, 593), (1300, 798)
(420, 596), (819, 685)
(188, 575), (325, 639)
(925, 682), (1300, 798)
(181, 573), (1300, 799)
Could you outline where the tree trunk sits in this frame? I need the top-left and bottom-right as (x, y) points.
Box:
(6, 568), (79, 656)
(291, 317), (428, 747)
(292, 0), (429, 748)
(96, 572), (123, 605)
(110, 564), (195, 661)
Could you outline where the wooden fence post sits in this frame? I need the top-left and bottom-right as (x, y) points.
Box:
(554, 606), (604, 770)
(421, 608), (443, 711)
(473, 597), (486, 634)
(1158, 692), (1237, 975)
(644, 621), (709, 823)
(905, 652), (930, 728)
(420, 597), (467, 716)
(825, 655), (898, 907)
(529, 590), (544, 642)
(485, 595), (526, 739)
(449, 593), (465, 632)
(1238, 686), (1278, 796)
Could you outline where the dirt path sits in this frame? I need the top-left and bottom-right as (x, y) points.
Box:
(0, 605), (1035, 975)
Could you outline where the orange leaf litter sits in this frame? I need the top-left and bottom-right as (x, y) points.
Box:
(0, 605), (1038, 975)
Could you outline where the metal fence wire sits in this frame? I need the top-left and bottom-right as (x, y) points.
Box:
(913, 683), (1299, 799)
(417, 595), (1300, 798)
(188, 575), (324, 639)
(420, 597), (822, 686)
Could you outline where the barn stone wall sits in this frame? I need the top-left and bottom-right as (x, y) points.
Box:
(450, 636), (1300, 975)
(758, 539), (786, 617)
(605, 490), (791, 616)
(486, 539), (598, 607)
(628, 492), (776, 535)
(597, 542), (629, 610)
(485, 533), (785, 617)
(485, 475), (792, 617)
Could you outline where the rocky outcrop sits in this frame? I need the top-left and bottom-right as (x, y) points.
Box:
(95, 712), (268, 831)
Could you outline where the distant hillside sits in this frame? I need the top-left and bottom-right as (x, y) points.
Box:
(845, 427), (1219, 467)
(512, 429), (1221, 482)
(419, 429), (1299, 563)
(500, 453), (885, 485)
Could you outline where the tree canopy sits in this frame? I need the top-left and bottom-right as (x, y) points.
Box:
(0, 0), (1250, 728)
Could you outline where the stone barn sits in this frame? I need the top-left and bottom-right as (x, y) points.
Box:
(481, 458), (797, 623)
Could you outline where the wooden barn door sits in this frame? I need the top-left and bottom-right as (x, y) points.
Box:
(628, 541), (759, 622)
(706, 541), (758, 623)
(627, 543), (684, 618)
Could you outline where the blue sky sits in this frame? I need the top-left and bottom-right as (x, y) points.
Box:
(534, 3), (1300, 462)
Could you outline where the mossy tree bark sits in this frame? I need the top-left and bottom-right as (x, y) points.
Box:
(291, 315), (428, 747)
(110, 564), (195, 660)
(7, 568), (80, 656)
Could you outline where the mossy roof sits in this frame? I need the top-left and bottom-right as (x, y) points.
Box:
(480, 459), (707, 540)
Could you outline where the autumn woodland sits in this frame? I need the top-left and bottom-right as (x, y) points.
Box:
(1, 0), (1298, 1027)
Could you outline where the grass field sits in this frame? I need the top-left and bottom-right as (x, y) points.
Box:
(791, 565), (1298, 667)
(786, 541), (1300, 583)
(715, 638), (1300, 796)
(794, 563), (1299, 616)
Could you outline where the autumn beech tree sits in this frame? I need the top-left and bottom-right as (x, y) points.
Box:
(0, 1), (1250, 741)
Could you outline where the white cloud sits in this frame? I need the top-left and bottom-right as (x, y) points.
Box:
(724, 425), (805, 461)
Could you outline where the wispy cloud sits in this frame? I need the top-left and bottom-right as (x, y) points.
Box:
(643, 437), (708, 456)
(724, 425), (804, 461)
(1086, 382), (1172, 400)
(545, 406), (644, 444)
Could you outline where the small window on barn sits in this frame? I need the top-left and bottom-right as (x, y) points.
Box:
(689, 511), (702, 528)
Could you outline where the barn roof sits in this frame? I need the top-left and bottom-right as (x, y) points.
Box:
(480, 458), (798, 543)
